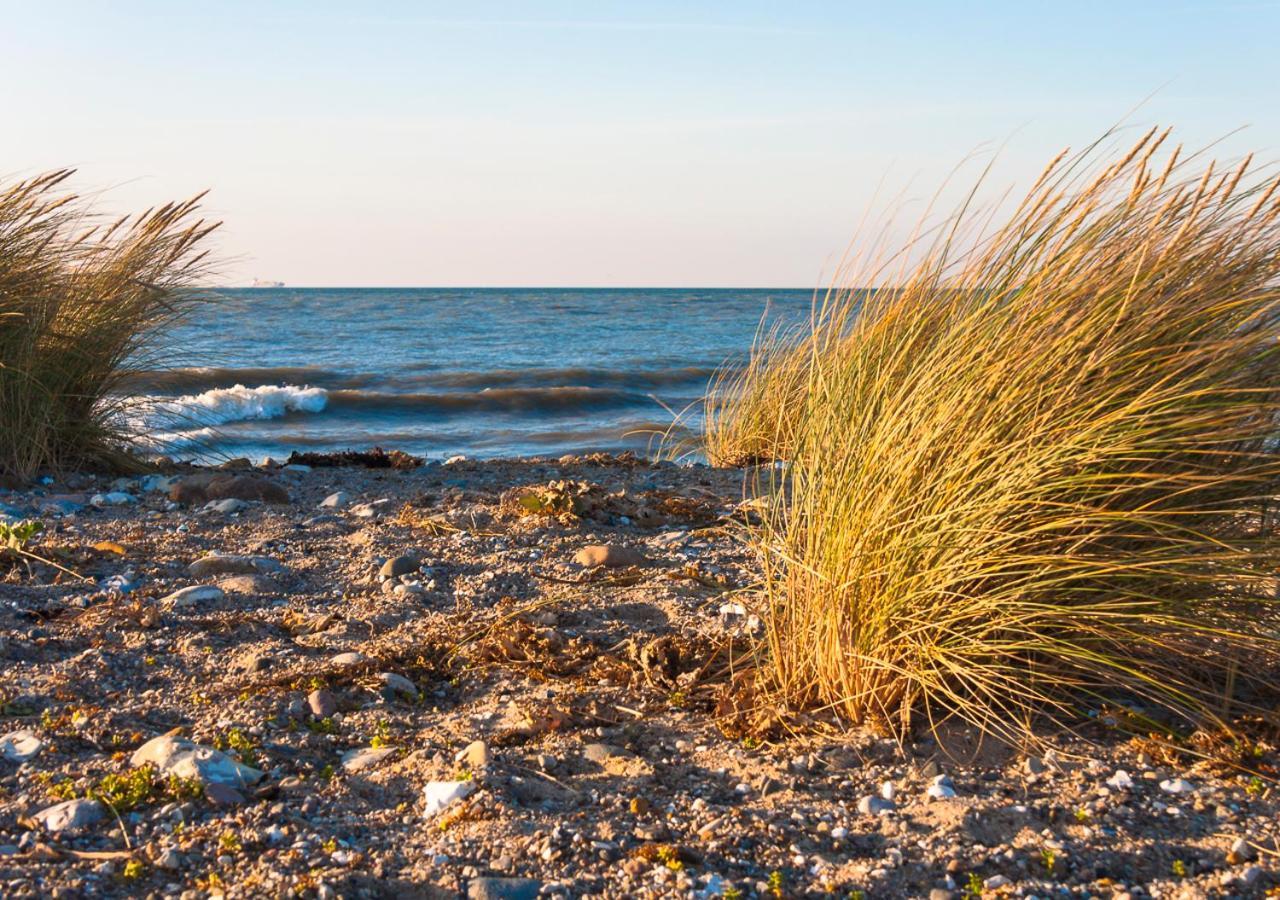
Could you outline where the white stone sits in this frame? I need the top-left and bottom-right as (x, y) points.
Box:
(319, 492), (349, 509)
(1159, 777), (1195, 794)
(161, 584), (225, 609)
(423, 779), (475, 817)
(0, 730), (44, 763)
(206, 498), (248, 514)
(330, 651), (366, 668)
(90, 492), (135, 507)
(31, 798), (104, 833)
(1106, 769), (1134, 790)
(926, 774), (957, 799)
(130, 735), (264, 787)
(880, 780), (896, 801)
(341, 746), (395, 773)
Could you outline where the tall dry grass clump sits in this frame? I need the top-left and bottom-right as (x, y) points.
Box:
(715, 129), (1280, 738)
(0, 170), (217, 480)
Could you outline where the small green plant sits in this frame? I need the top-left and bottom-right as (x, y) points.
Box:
(1247, 775), (1266, 797)
(317, 763), (336, 782)
(215, 727), (258, 766)
(121, 859), (144, 880)
(1172, 859), (1187, 878)
(766, 870), (785, 898)
(321, 837), (338, 854)
(369, 719), (391, 749)
(723, 889), (743, 900)
(1041, 847), (1057, 873)
(218, 831), (242, 854)
(1073, 807), (1090, 824)
(306, 717), (336, 735)
(962, 872), (984, 899)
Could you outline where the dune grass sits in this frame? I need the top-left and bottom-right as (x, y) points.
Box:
(0, 170), (217, 481)
(709, 129), (1280, 739)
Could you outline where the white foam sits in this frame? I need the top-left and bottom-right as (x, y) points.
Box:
(146, 383), (328, 429)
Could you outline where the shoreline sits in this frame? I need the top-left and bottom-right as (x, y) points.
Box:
(0, 454), (1275, 898)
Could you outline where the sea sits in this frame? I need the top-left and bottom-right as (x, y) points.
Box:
(132, 288), (815, 462)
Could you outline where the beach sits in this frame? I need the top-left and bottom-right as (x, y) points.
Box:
(2, 454), (1275, 899)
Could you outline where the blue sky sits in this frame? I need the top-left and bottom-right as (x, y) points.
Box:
(5, 1), (1278, 286)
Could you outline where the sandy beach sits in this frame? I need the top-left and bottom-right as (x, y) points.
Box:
(1, 454), (1276, 899)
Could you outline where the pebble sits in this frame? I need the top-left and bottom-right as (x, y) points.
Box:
(858, 795), (896, 815)
(307, 689), (338, 717)
(572, 544), (646, 568)
(380, 555), (418, 579)
(130, 735), (264, 787)
(341, 746), (396, 773)
(456, 739), (492, 769)
(1106, 769), (1134, 790)
(155, 848), (181, 869)
(329, 651), (366, 668)
(377, 672), (418, 697)
(30, 799), (104, 833)
(467, 877), (542, 900)
(206, 498), (249, 514)
(319, 491), (350, 509)
(927, 774), (957, 799)
(90, 492), (135, 506)
(423, 779), (476, 817)
(160, 584), (225, 609)
(189, 553), (284, 577)
(0, 729), (44, 763)
(1160, 777), (1195, 794)
(1228, 836), (1256, 864)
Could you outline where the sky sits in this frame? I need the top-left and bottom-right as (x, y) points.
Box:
(4, 1), (1279, 287)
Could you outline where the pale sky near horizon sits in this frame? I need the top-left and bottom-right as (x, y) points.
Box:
(5, 1), (1279, 287)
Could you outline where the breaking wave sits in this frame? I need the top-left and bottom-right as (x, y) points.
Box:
(146, 383), (329, 428)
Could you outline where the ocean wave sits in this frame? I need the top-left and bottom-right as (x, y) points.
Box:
(145, 384), (329, 429)
(326, 386), (648, 414)
(129, 364), (719, 395)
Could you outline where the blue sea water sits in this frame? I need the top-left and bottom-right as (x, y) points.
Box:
(137, 288), (815, 461)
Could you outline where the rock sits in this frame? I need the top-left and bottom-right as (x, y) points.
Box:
(583, 743), (625, 763)
(329, 651), (366, 669)
(0, 730), (44, 763)
(377, 672), (418, 697)
(929, 891), (955, 900)
(155, 848), (182, 869)
(204, 783), (246, 805)
(170, 473), (289, 506)
(341, 747), (395, 773)
(1160, 777), (1195, 794)
(423, 779), (476, 817)
(927, 774), (957, 800)
(319, 492), (349, 509)
(160, 584), (225, 609)
(90, 491), (135, 507)
(467, 877), (543, 900)
(1241, 865), (1264, 888)
(880, 780), (896, 801)
(456, 740), (491, 769)
(307, 689), (338, 718)
(984, 875), (1011, 889)
(130, 735), (264, 787)
(858, 795), (896, 815)
(380, 555), (418, 579)
(1106, 769), (1134, 790)
(31, 799), (104, 833)
(1025, 756), (1046, 775)
(218, 574), (279, 595)
(1228, 837), (1256, 865)
(189, 553), (283, 578)
(573, 544), (646, 568)
(206, 498), (249, 514)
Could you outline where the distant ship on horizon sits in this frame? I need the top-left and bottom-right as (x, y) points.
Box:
(250, 278), (285, 288)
